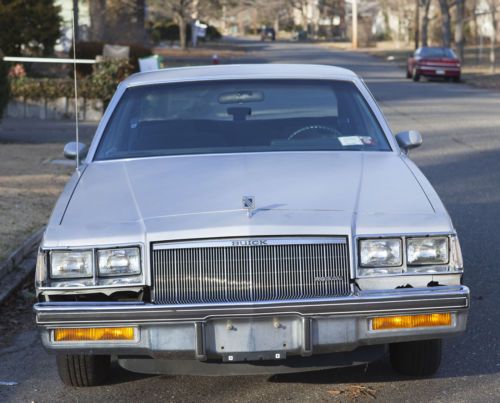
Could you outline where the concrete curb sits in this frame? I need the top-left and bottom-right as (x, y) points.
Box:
(0, 227), (45, 303)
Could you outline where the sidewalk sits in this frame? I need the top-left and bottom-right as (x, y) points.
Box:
(0, 117), (97, 144)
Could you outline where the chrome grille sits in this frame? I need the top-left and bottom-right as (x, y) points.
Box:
(151, 238), (351, 304)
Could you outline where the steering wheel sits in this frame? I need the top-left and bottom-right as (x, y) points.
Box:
(288, 125), (343, 140)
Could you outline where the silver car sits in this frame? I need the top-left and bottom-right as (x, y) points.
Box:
(34, 64), (469, 386)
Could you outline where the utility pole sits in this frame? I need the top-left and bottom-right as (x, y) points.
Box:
(414, 0), (420, 50)
(352, 0), (358, 49)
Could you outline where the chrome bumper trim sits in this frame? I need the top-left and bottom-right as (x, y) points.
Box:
(34, 286), (469, 326)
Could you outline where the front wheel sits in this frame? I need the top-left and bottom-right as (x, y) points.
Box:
(389, 339), (442, 376)
(412, 69), (421, 81)
(56, 354), (111, 386)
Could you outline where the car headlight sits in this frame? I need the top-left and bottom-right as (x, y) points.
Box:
(407, 237), (449, 266)
(50, 250), (93, 279)
(97, 247), (141, 277)
(359, 238), (402, 275)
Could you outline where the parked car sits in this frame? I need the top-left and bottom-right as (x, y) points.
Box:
(260, 26), (276, 41)
(407, 47), (461, 82)
(34, 64), (469, 386)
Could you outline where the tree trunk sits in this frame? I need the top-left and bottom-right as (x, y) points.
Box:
(490, 4), (497, 73)
(414, 0), (420, 50)
(438, 0), (451, 47)
(88, 0), (106, 41)
(455, 0), (465, 62)
(73, 0), (79, 43)
(421, 0), (432, 47)
(135, 0), (146, 45)
(176, 14), (187, 49)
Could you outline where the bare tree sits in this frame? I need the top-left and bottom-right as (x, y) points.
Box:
(455, 0), (465, 61)
(88, 0), (107, 41)
(318, 0), (345, 38)
(421, 0), (432, 47)
(438, 0), (451, 47)
(487, 0), (497, 72)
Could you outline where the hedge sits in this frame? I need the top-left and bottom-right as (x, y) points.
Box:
(0, 57), (9, 120)
(68, 41), (152, 77)
(150, 22), (222, 44)
(9, 59), (133, 106)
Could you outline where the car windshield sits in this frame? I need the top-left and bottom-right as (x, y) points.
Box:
(419, 47), (457, 58)
(94, 79), (391, 160)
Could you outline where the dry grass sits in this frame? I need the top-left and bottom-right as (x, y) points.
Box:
(0, 143), (72, 261)
(154, 46), (246, 59)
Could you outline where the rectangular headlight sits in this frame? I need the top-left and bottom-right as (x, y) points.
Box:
(97, 247), (141, 277)
(407, 237), (449, 266)
(359, 238), (402, 275)
(50, 250), (93, 279)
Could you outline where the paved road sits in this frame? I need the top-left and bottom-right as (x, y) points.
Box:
(2, 40), (500, 402)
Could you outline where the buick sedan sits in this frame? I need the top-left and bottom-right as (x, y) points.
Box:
(34, 64), (469, 386)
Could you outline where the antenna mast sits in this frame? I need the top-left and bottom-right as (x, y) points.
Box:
(71, 10), (80, 171)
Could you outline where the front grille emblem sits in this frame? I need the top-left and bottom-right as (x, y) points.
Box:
(242, 196), (255, 218)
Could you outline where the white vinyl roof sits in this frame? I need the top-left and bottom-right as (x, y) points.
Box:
(123, 64), (358, 87)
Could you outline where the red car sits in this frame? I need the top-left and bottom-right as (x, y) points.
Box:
(406, 47), (461, 82)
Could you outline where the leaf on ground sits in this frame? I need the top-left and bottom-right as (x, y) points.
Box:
(326, 384), (377, 400)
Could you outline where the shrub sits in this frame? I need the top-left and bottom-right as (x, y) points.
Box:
(10, 59), (133, 109)
(0, 55), (9, 120)
(69, 41), (104, 76)
(205, 26), (222, 41)
(89, 59), (133, 107)
(0, 0), (62, 56)
(69, 41), (152, 77)
(150, 22), (221, 44)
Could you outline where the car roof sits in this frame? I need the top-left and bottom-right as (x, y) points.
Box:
(418, 46), (452, 51)
(122, 64), (358, 88)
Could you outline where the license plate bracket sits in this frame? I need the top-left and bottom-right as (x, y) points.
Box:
(436, 69), (445, 75)
(223, 351), (286, 363)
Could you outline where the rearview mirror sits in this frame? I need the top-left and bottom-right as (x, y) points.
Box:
(64, 142), (88, 160)
(395, 131), (422, 155)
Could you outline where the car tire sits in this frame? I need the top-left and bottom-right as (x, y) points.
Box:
(412, 70), (420, 81)
(56, 354), (111, 387)
(390, 339), (442, 376)
(452, 76), (461, 83)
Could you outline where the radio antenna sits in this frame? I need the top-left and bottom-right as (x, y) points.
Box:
(71, 10), (80, 171)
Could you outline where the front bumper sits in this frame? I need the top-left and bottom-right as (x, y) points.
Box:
(34, 285), (469, 361)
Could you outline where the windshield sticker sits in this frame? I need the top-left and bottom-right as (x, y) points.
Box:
(339, 136), (363, 146)
(360, 136), (376, 145)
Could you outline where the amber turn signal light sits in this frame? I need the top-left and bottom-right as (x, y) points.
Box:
(371, 313), (452, 331)
(54, 327), (135, 342)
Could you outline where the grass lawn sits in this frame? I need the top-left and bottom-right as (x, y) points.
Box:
(0, 142), (73, 262)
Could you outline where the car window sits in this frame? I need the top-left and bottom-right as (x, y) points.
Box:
(419, 47), (456, 58)
(95, 79), (391, 161)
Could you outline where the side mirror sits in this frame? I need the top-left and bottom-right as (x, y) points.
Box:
(64, 142), (88, 160)
(395, 130), (422, 155)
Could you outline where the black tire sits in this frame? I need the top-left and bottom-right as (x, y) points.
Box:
(56, 354), (111, 387)
(412, 70), (421, 81)
(452, 76), (461, 83)
(390, 339), (442, 377)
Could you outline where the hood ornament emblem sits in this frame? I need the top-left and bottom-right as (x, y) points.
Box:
(242, 196), (255, 218)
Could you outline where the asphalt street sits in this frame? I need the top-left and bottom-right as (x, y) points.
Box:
(2, 40), (500, 402)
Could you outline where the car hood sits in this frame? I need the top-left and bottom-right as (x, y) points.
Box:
(47, 152), (451, 247)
